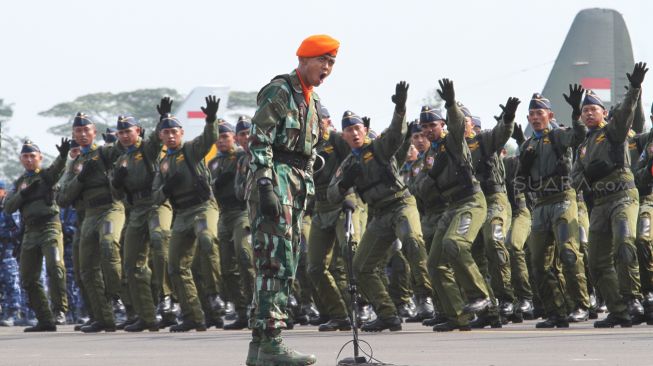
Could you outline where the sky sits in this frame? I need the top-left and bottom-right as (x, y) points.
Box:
(1, 0), (652, 156)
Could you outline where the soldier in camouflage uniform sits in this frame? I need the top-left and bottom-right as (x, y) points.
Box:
(4, 139), (70, 331)
(328, 82), (433, 333)
(518, 89), (590, 328)
(208, 120), (255, 330)
(572, 62), (648, 327)
(245, 35), (339, 366)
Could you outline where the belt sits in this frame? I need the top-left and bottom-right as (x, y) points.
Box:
(533, 187), (568, 200)
(447, 184), (481, 203)
(370, 189), (411, 212)
(171, 195), (207, 210)
(481, 183), (506, 195)
(88, 195), (114, 207)
(273, 150), (310, 171)
(24, 214), (58, 227)
(217, 196), (246, 210)
(593, 180), (635, 199)
(131, 189), (152, 202)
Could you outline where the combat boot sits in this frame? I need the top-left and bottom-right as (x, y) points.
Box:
(209, 294), (226, 317)
(246, 330), (261, 366)
(81, 321), (117, 333)
(318, 318), (351, 332)
(224, 315), (248, 330)
(74, 318), (93, 331)
(124, 319), (159, 332)
(112, 298), (127, 324)
(643, 292), (653, 325)
(360, 316), (402, 332)
(407, 297), (435, 322)
(567, 307), (589, 323)
(463, 297), (491, 314)
(157, 296), (178, 328)
(206, 316), (224, 329)
(470, 313), (502, 329)
(225, 302), (236, 321)
(256, 329), (317, 366)
(169, 319), (207, 332)
(422, 312), (448, 326)
(24, 322), (56, 332)
(54, 311), (66, 325)
(357, 304), (376, 325)
(308, 314), (329, 326)
(432, 319), (471, 332)
(536, 315), (569, 328)
(594, 312), (632, 328)
(627, 298), (645, 325)
(396, 301), (416, 318)
(116, 316), (138, 330)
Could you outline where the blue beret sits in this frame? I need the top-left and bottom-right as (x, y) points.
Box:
(236, 116), (251, 133)
(320, 105), (330, 118)
(73, 112), (94, 127)
(456, 102), (472, 118)
(410, 121), (422, 134)
(21, 140), (40, 154)
(117, 115), (139, 130)
(583, 90), (605, 109)
(160, 113), (183, 129)
(0, 180), (5, 190)
(472, 116), (482, 128)
(529, 93), (552, 110)
(218, 122), (235, 134)
(341, 110), (364, 130)
(103, 128), (117, 143)
(420, 106), (445, 123)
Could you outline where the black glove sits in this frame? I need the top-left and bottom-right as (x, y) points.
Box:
(391, 81), (409, 110)
(258, 178), (281, 217)
(627, 62), (648, 89)
(437, 78), (455, 107)
(112, 166), (128, 189)
(493, 111), (504, 123)
(139, 128), (146, 139)
(518, 147), (537, 176)
(201, 95), (220, 123)
(512, 124), (525, 146)
(339, 163), (362, 191)
(157, 97), (174, 116)
(563, 83), (585, 121)
(500, 97), (521, 124)
(362, 116), (371, 130)
(77, 159), (98, 183)
(162, 172), (182, 197)
(20, 180), (40, 198)
(56, 138), (71, 159)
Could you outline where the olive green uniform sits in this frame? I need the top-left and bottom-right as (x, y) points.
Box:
(4, 156), (68, 325)
(328, 106), (433, 321)
(112, 132), (173, 325)
(414, 103), (490, 325)
(59, 143), (125, 327)
(152, 121), (220, 325)
(209, 147), (255, 321)
(632, 132), (653, 301)
(571, 86), (642, 316)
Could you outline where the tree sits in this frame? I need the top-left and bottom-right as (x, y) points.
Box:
(228, 91), (257, 109)
(40, 88), (184, 138)
(422, 88), (444, 110)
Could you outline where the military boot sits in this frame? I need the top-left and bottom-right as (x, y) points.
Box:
(360, 316), (402, 332)
(209, 294), (226, 317)
(54, 311), (67, 325)
(406, 297), (435, 322)
(432, 319), (471, 332)
(463, 297), (491, 314)
(357, 304), (376, 326)
(567, 307), (589, 323)
(422, 312), (448, 326)
(470, 312), (502, 329)
(518, 299), (535, 320)
(627, 298), (645, 325)
(224, 315), (249, 330)
(80, 321), (117, 333)
(169, 319), (207, 332)
(124, 319), (159, 332)
(74, 318), (93, 331)
(225, 301), (236, 321)
(594, 312), (632, 328)
(589, 294), (599, 319)
(308, 314), (329, 326)
(642, 292), (653, 325)
(256, 329), (317, 366)
(246, 330), (261, 366)
(157, 295), (178, 328)
(396, 301), (416, 318)
(24, 322), (57, 332)
(116, 316), (138, 330)
(112, 298), (127, 324)
(536, 315), (569, 328)
(318, 318), (351, 332)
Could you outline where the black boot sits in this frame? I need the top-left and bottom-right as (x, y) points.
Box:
(206, 316), (224, 329)
(627, 298), (645, 325)
(81, 321), (117, 333)
(361, 316), (402, 332)
(396, 301), (417, 318)
(518, 299), (535, 320)
(223, 316), (249, 330)
(124, 319), (159, 332)
(308, 314), (330, 326)
(536, 315), (569, 328)
(74, 318), (93, 331)
(463, 298), (491, 314)
(209, 294), (226, 317)
(24, 322), (56, 332)
(406, 297), (435, 322)
(169, 319), (207, 332)
(318, 318), (352, 332)
(594, 312), (632, 328)
(116, 316), (138, 330)
(567, 307), (589, 323)
(432, 320), (471, 332)
(157, 295), (178, 328)
(422, 312), (448, 326)
(470, 313), (502, 329)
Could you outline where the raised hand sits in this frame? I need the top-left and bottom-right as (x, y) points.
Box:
(391, 81), (409, 109)
(157, 96), (174, 116)
(563, 83), (585, 120)
(500, 97), (521, 123)
(627, 62), (648, 88)
(201, 95), (220, 123)
(437, 79), (455, 107)
(56, 137), (71, 158)
(362, 117), (371, 129)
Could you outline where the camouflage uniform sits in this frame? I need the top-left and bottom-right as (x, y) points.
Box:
(0, 205), (24, 324)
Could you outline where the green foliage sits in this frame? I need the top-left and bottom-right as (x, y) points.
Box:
(228, 91), (257, 109)
(40, 88), (184, 138)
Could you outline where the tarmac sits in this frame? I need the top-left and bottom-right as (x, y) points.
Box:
(2, 315), (653, 366)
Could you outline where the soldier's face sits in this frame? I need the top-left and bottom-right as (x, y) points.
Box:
(73, 125), (97, 147)
(236, 130), (249, 150)
(298, 55), (335, 87)
(117, 126), (140, 147)
(343, 123), (368, 149)
(411, 132), (428, 153)
(0, 189), (5, 199)
(464, 117), (474, 137)
(216, 132), (235, 153)
(420, 121), (444, 142)
(160, 127), (184, 149)
(407, 144), (419, 162)
(20, 152), (42, 171)
(581, 104), (607, 129)
(527, 109), (553, 132)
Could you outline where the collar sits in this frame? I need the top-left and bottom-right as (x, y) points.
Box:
(295, 68), (313, 105)
(532, 128), (550, 140)
(80, 144), (97, 154)
(166, 147), (178, 155)
(25, 168), (41, 177)
(587, 120), (607, 134)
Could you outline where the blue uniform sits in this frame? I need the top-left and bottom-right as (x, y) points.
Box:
(0, 200), (25, 318)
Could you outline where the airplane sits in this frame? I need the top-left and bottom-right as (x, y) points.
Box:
(526, 8), (643, 135)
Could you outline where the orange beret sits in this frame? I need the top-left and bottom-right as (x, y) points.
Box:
(296, 34), (340, 58)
